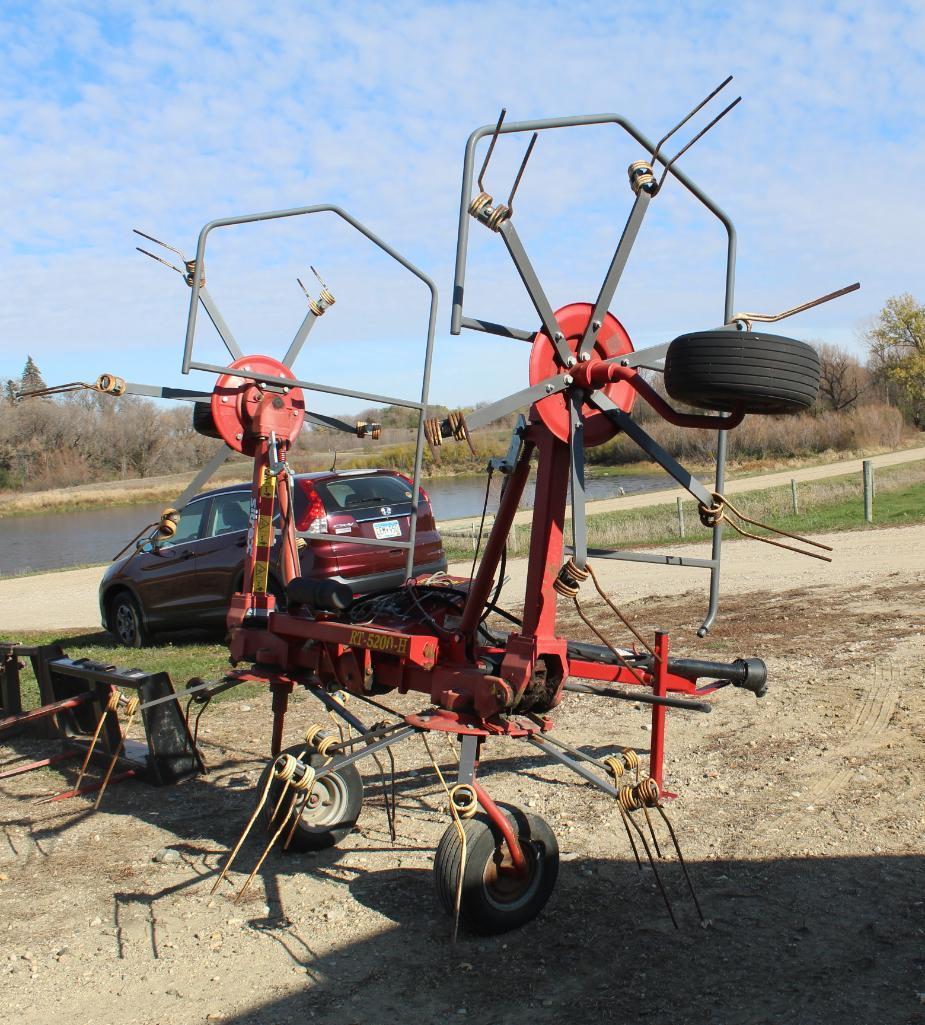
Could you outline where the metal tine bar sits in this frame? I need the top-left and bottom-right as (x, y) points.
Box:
(507, 132), (538, 212)
(133, 228), (187, 260)
(577, 188), (652, 358)
(477, 108), (507, 192)
(283, 308), (318, 368)
(590, 390), (715, 507)
(465, 373), (570, 431)
(732, 281), (860, 326)
(658, 95), (742, 190)
(497, 219), (574, 367)
(569, 393), (588, 569)
(650, 76), (733, 169)
(310, 265), (329, 290)
(173, 445), (235, 510)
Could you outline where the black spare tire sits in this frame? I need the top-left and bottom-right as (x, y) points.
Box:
(664, 330), (821, 415)
(192, 401), (222, 439)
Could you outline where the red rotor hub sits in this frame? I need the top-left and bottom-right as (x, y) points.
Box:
(528, 302), (636, 446)
(210, 355), (306, 455)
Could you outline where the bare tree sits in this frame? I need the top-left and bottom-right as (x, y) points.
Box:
(814, 342), (868, 412)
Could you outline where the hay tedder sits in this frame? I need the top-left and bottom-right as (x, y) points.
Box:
(7, 81), (858, 934)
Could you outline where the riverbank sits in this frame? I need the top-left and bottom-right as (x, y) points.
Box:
(3, 440), (922, 519)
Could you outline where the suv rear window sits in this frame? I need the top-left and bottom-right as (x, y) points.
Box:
(314, 474), (412, 514)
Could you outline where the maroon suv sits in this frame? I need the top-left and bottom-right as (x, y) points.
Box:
(99, 469), (446, 646)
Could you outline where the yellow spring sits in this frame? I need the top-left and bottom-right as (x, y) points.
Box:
(628, 159), (657, 195)
(618, 777), (660, 812)
(448, 783), (478, 820)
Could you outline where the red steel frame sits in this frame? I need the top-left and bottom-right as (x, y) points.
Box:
(222, 384), (719, 789)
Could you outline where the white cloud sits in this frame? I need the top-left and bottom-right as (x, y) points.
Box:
(0, 0), (923, 416)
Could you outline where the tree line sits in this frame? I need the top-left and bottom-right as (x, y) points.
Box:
(2, 293), (923, 493)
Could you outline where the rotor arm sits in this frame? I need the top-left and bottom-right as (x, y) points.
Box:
(588, 390), (715, 508)
(577, 188), (653, 359)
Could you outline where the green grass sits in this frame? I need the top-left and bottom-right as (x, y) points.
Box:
(4, 629), (260, 710)
(443, 460), (925, 561)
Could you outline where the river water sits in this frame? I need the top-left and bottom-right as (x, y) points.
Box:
(0, 470), (671, 576)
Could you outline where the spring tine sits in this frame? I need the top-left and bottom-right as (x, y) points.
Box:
(236, 788), (299, 904)
(651, 76), (733, 168)
(731, 282), (861, 327)
(310, 265), (330, 291)
(625, 809), (678, 929)
(507, 132), (538, 211)
(135, 246), (185, 277)
(477, 108), (507, 191)
(618, 805), (643, 870)
(657, 805), (705, 922)
(133, 228), (186, 260)
(212, 770), (277, 893)
(658, 95), (742, 190)
(641, 803), (664, 859)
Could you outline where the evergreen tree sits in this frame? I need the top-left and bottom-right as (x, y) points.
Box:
(20, 355), (46, 393)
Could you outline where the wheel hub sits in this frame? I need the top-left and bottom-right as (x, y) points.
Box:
(211, 354), (305, 455)
(528, 302), (636, 446)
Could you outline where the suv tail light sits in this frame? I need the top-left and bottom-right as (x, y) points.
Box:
(397, 472), (430, 506)
(296, 480), (328, 533)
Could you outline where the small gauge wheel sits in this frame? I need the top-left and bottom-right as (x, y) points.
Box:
(433, 807), (559, 934)
(257, 744), (364, 851)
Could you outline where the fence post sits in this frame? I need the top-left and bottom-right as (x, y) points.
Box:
(676, 496), (685, 538)
(863, 460), (873, 523)
(790, 479), (798, 515)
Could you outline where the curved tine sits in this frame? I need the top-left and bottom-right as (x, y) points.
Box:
(507, 132), (538, 212)
(465, 373), (570, 432)
(651, 76), (732, 169)
(133, 228), (187, 260)
(569, 392), (588, 570)
(136, 247), (185, 277)
(658, 96), (741, 191)
(174, 445), (235, 510)
(477, 108), (507, 192)
(310, 265), (330, 290)
(732, 282), (861, 326)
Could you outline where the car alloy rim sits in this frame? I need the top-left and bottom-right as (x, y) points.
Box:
(115, 603), (137, 644)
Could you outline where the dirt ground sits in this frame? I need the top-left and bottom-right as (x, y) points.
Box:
(1, 528), (923, 1025)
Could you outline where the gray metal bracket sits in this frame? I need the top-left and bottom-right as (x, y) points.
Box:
(174, 204), (439, 580)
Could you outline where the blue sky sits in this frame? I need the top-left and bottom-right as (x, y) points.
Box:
(1, 1), (923, 417)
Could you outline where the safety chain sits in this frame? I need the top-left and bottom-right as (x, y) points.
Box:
(698, 491), (833, 562)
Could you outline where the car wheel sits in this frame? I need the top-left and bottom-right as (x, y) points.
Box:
(664, 330), (821, 415)
(109, 591), (151, 648)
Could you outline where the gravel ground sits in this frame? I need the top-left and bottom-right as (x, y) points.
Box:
(0, 523), (923, 1025)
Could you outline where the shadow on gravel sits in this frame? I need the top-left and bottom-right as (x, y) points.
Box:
(216, 851), (924, 1025)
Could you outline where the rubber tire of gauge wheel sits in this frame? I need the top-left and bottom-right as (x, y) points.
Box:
(192, 401), (222, 439)
(433, 808), (559, 935)
(663, 330), (821, 415)
(110, 592), (150, 648)
(257, 744), (364, 852)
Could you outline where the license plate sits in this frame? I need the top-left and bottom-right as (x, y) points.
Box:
(373, 519), (402, 540)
